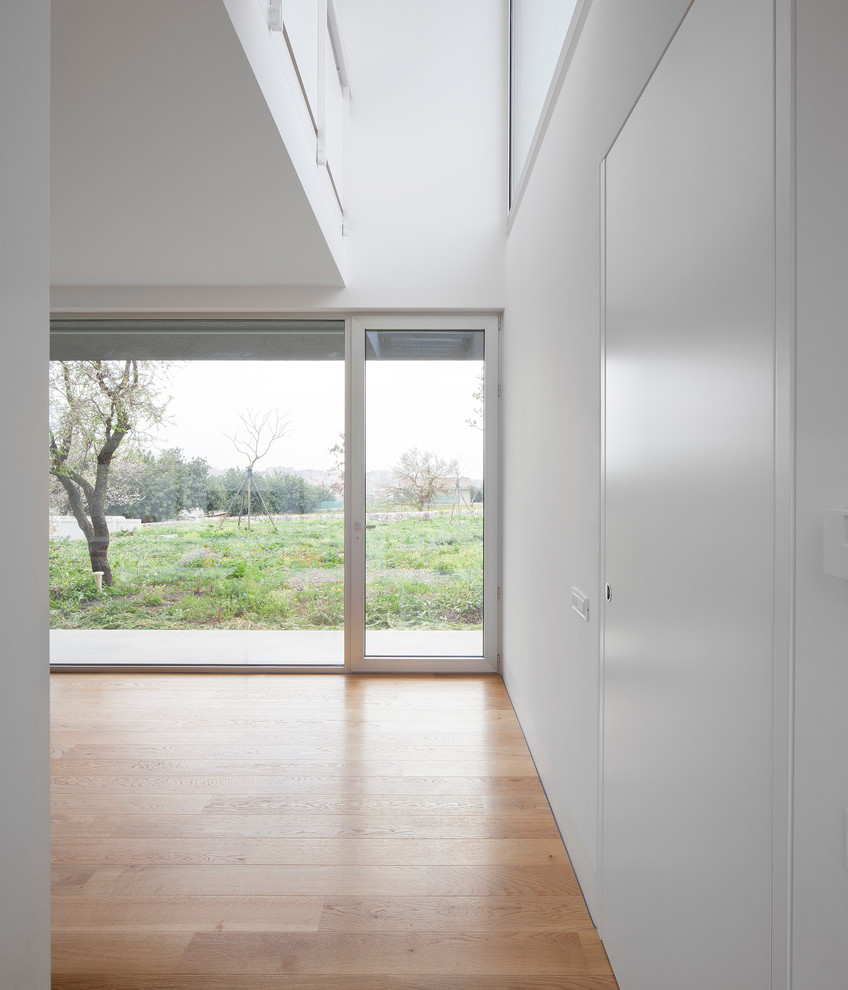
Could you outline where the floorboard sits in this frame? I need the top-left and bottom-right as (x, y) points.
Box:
(51, 672), (617, 988)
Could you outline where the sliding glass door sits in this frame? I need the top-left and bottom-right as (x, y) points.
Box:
(49, 315), (498, 672)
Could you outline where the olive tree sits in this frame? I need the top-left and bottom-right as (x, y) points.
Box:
(49, 360), (169, 585)
(388, 447), (458, 511)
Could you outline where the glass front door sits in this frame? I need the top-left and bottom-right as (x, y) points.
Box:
(350, 316), (498, 671)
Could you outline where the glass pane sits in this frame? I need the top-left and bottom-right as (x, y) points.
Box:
(49, 324), (345, 667)
(511, 0), (579, 202)
(364, 330), (485, 657)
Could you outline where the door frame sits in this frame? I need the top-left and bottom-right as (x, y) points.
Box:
(346, 313), (499, 673)
(49, 312), (499, 675)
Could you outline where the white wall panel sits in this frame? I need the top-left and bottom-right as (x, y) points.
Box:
(0, 1), (51, 987)
(501, 0), (694, 915)
(793, 1), (848, 986)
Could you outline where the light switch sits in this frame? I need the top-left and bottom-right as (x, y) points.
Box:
(845, 810), (848, 871)
(571, 587), (589, 621)
(823, 510), (848, 579)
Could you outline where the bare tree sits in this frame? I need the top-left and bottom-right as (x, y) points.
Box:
(223, 409), (292, 529)
(387, 447), (458, 512)
(467, 370), (485, 432)
(227, 409), (292, 470)
(49, 360), (170, 586)
(326, 432), (345, 497)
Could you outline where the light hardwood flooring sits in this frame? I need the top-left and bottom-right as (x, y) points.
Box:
(51, 672), (618, 989)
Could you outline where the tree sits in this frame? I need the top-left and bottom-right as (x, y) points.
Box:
(227, 409), (293, 470)
(115, 448), (210, 522)
(467, 370), (485, 431)
(49, 360), (169, 585)
(387, 448), (458, 511)
(222, 409), (292, 529)
(326, 432), (345, 497)
(203, 474), (227, 514)
(51, 456), (144, 517)
(263, 470), (332, 514)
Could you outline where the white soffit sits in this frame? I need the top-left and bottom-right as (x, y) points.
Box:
(51, 0), (345, 288)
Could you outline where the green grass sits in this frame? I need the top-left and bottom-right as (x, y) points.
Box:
(49, 514), (483, 632)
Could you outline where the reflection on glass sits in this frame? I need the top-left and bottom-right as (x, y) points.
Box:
(365, 330), (484, 658)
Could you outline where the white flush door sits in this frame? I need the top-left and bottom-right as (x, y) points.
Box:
(602, 1), (776, 987)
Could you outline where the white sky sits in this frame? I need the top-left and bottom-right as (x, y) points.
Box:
(153, 361), (484, 478)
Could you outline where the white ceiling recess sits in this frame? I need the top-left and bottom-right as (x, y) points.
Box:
(51, 0), (345, 290)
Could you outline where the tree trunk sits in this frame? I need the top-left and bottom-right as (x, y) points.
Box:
(87, 505), (113, 586)
(91, 449), (120, 585)
(57, 475), (114, 586)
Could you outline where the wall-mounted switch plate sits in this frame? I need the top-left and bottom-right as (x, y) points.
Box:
(571, 588), (589, 621)
(844, 810), (848, 871)
(824, 510), (848, 579)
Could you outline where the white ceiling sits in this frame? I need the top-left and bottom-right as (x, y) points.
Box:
(51, 0), (344, 288)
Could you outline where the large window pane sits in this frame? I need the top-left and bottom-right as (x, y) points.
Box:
(49, 321), (345, 667)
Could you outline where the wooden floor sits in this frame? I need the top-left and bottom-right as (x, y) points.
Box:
(51, 673), (618, 989)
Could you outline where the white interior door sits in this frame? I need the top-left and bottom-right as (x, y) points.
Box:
(601, 1), (776, 987)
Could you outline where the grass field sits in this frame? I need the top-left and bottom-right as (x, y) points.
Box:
(49, 514), (483, 632)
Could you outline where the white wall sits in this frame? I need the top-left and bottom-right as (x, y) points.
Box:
(793, 2), (848, 986)
(331, 0), (507, 311)
(40, 1), (848, 986)
(0, 1), (51, 987)
(51, 0), (507, 315)
(506, 3), (848, 986)
(51, 0), (346, 289)
(501, 0), (692, 915)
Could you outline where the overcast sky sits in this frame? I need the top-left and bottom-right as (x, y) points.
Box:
(153, 360), (484, 478)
